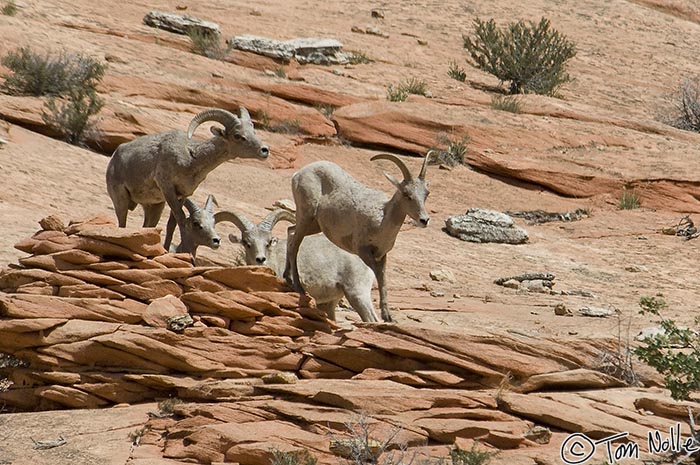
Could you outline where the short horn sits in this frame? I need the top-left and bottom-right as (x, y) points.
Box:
(260, 209), (296, 231)
(370, 153), (412, 181)
(182, 198), (200, 215)
(214, 211), (254, 232)
(419, 150), (435, 180)
(239, 106), (251, 122)
(187, 108), (240, 139)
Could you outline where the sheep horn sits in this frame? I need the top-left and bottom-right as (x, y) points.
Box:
(239, 106), (251, 123)
(182, 198), (200, 215)
(260, 209), (296, 232)
(214, 211), (254, 232)
(370, 154), (412, 182)
(418, 150), (435, 180)
(204, 194), (218, 213)
(187, 108), (241, 139)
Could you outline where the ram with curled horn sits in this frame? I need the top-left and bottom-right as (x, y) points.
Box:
(106, 107), (269, 251)
(285, 151), (434, 322)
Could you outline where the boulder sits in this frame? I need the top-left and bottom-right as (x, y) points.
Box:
(445, 209), (529, 244)
(143, 11), (221, 37)
(229, 35), (351, 65)
(143, 295), (190, 329)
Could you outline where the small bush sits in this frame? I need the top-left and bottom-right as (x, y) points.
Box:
(429, 132), (469, 167)
(490, 94), (522, 113)
(1, 47), (106, 97)
(666, 76), (700, 132)
(41, 86), (104, 145)
(1, 0), (18, 16)
(450, 444), (497, 465)
(270, 448), (317, 465)
(386, 84), (408, 102)
(257, 111), (303, 134)
(400, 77), (429, 96)
(447, 60), (467, 82)
(618, 187), (640, 210)
(187, 29), (231, 60)
(634, 296), (700, 400)
(463, 17), (576, 95)
(348, 50), (372, 65)
(273, 67), (287, 78)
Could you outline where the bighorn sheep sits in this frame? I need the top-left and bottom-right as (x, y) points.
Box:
(213, 209), (380, 322)
(285, 153), (433, 322)
(105, 107), (269, 250)
(170, 194), (221, 260)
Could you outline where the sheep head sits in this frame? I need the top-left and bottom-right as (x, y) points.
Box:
(217, 209), (295, 265)
(187, 107), (269, 160)
(371, 152), (432, 227)
(179, 194), (221, 253)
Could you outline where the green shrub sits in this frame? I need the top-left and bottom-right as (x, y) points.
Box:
(463, 17), (576, 95)
(634, 296), (700, 400)
(386, 84), (408, 102)
(187, 29), (231, 60)
(41, 86), (104, 145)
(348, 50), (372, 65)
(400, 77), (428, 96)
(270, 448), (317, 465)
(1, 47), (106, 97)
(450, 443), (496, 465)
(667, 76), (700, 132)
(429, 132), (469, 167)
(447, 60), (467, 82)
(618, 187), (640, 210)
(490, 94), (522, 113)
(1, 0), (17, 16)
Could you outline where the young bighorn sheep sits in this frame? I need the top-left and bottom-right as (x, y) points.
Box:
(215, 209), (380, 322)
(285, 153), (433, 322)
(170, 194), (221, 260)
(105, 107), (268, 249)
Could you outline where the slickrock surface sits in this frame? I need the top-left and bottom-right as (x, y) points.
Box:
(0, 219), (694, 465)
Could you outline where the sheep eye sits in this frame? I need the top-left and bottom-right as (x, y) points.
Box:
(404, 193), (413, 200)
(234, 133), (247, 141)
(243, 241), (251, 248)
(194, 222), (202, 229)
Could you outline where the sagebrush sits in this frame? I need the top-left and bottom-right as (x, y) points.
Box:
(429, 132), (469, 167)
(463, 17), (576, 95)
(41, 87), (104, 145)
(490, 94), (522, 113)
(618, 187), (640, 210)
(187, 29), (232, 60)
(666, 76), (700, 132)
(1, 0), (17, 16)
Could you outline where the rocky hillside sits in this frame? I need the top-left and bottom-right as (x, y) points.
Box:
(1, 0), (700, 464)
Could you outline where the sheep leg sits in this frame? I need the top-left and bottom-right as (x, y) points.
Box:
(344, 288), (379, 323)
(142, 202), (165, 228)
(359, 250), (391, 322)
(109, 185), (131, 228)
(285, 220), (319, 293)
(316, 300), (340, 321)
(160, 188), (188, 253)
(163, 211), (177, 251)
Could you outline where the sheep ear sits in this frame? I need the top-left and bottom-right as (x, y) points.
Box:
(205, 194), (218, 213)
(210, 126), (225, 137)
(383, 172), (401, 188)
(228, 233), (241, 244)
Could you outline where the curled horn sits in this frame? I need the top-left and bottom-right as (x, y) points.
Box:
(214, 211), (255, 233)
(187, 108), (241, 139)
(182, 198), (200, 215)
(260, 209), (296, 232)
(370, 153), (412, 182)
(419, 150), (435, 180)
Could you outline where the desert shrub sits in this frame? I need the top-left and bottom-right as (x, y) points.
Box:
(635, 296), (700, 400)
(1, 47), (106, 97)
(447, 60), (467, 82)
(348, 50), (372, 65)
(270, 448), (317, 465)
(1, 0), (17, 16)
(187, 29), (231, 60)
(386, 84), (408, 102)
(463, 17), (576, 95)
(41, 86), (104, 145)
(618, 187), (640, 210)
(490, 94), (522, 113)
(429, 132), (469, 167)
(450, 444), (496, 465)
(666, 76), (700, 132)
(400, 77), (429, 96)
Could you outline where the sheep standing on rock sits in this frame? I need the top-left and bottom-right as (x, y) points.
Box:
(285, 153), (433, 322)
(105, 107), (269, 250)
(215, 208), (380, 322)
